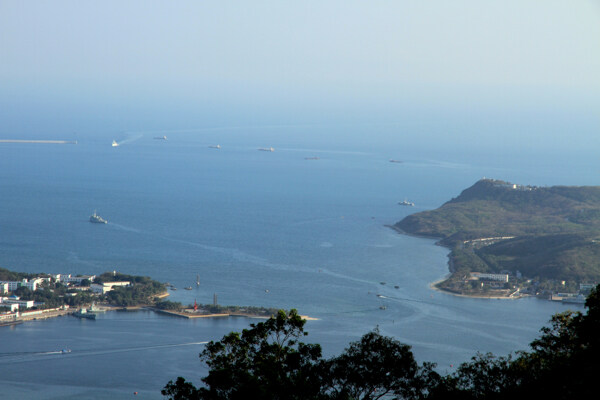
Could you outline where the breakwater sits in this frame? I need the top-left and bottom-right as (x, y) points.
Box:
(0, 139), (77, 144)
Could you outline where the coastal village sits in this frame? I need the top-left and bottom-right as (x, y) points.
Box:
(0, 270), (289, 326)
(0, 272), (134, 325)
(437, 268), (595, 304)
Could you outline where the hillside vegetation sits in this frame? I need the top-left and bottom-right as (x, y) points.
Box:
(395, 179), (600, 282)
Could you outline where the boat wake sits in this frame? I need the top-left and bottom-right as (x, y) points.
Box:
(0, 342), (208, 365)
(66, 252), (103, 268)
(97, 221), (396, 289)
(113, 134), (143, 147)
(108, 223), (142, 233)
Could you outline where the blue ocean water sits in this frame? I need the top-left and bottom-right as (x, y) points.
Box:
(0, 127), (591, 398)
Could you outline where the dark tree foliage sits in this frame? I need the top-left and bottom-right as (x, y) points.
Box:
(429, 286), (600, 399)
(155, 300), (184, 311)
(506, 286), (600, 398)
(0, 267), (36, 281)
(13, 286), (34, 299)
(428, 353), (518, 400)
(165, 285), (600, 400)
(323, 329), (436, 400)
(163, 312), (436, 400)
(196, 309), (323, 400)
(162, 377), (201, 400)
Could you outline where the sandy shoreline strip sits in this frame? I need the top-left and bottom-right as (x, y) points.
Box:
(387, 225), (528, 301)
(152, 309), (319, 320)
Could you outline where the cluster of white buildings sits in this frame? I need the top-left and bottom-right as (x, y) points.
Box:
(469, 272), (510, 283)
(1, 273), (130, 302)
(0, 278), (47, 293)
(1, 274), (99, 295)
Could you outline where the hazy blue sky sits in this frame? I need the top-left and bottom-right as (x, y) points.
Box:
(0, 1), (598, 149)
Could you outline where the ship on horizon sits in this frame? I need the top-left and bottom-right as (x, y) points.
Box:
(89, 210), (108, 224)
(398, 199), (415, 207)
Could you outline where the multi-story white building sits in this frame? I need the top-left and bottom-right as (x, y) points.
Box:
(90, 281), (130, 295)
(59, 275), (96, 285)
(0, 278), (44, 292)
(0, 296), (35, 309)
(470, 273), (510, 283)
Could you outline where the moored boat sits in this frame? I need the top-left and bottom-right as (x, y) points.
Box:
(73, 308), (96, 320)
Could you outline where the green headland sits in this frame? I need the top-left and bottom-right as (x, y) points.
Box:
(395, 178), (600, 298)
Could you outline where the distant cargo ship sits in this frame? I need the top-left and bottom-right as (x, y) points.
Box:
(389, 159), (403, 163)
(209, 145), (221, 149)
(154, 136), (167, 140)
(258, 147), (274, 152)
(89, 210), (107, 224)
(398, 199), (415, 207)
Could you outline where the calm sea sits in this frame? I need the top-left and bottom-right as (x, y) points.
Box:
(0, 126), (592, 398)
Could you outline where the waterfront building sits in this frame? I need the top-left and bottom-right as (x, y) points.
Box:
(0, 296), (35, 309)
(0, 302), (19, 312)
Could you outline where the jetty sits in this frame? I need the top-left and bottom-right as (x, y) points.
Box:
(0, 139), (77, 144)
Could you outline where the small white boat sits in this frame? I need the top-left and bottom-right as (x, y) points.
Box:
(112, 140), (119, 147)
(258, 147), (274, 152)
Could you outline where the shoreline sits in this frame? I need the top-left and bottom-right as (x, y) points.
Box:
(152, 308), (318, 321)
(3, 305), (317, 327)
(429, 279), (530, 300)
(387, 225), (531, 301)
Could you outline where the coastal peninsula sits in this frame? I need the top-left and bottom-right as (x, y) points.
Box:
(395, 179), (600, 300)
(1, 269), (311, 325)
